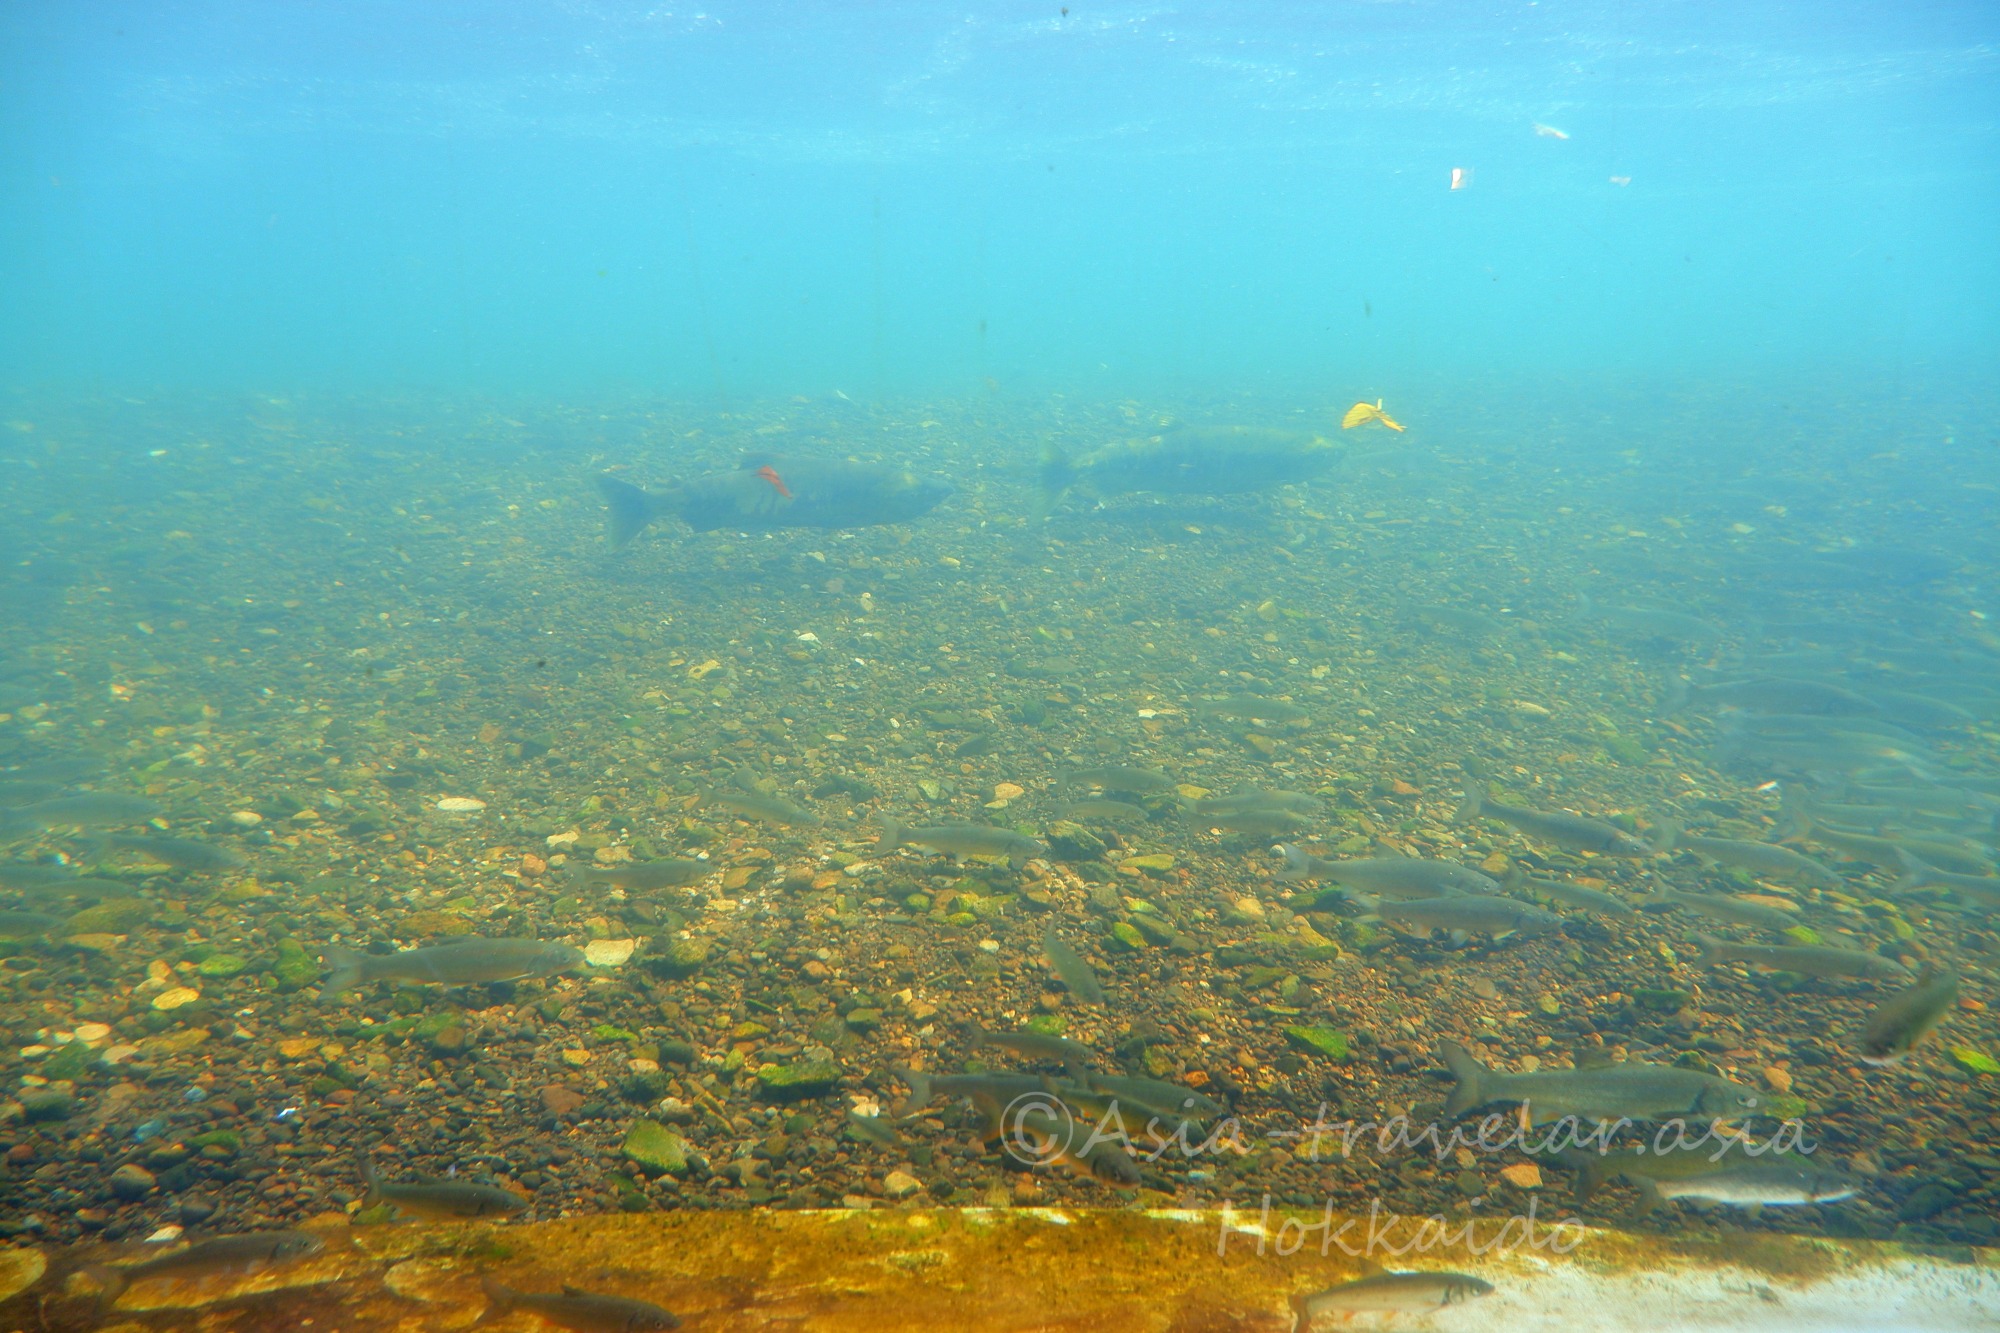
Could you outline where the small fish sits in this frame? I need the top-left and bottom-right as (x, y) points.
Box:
(702, 790), (818, 827)
(1501, 865), (1638, 919)
(1411, 606), (1506, 638)
(975, 1092), (1139, 1184)
(1645, 886), (1801, 932)
(321, 937), (584, 999)
(1893, 849), (2000, 911)
(974, 1025), (1098, 1074)
(1807, 824), (1992, 877)
(1455, 790), (1651, 856)
(876, 818), (1043, 869)
(1056, 798), (1150, 826)
(1666, 676), (1880, 717)
(92, 834), (247, 874)
(362, 1159), (528, 1222)
(1042, 928), (1106, 1006)
(1193, 789), (1324, 816)
(1059, 765), (1175, 794)
(0, 862), (125, 894)
(1859, 966), (1960, 1066)
(1195, 807), (1313, 837)
(597, 460), (950, 547)
(575, 859), (710, 891)
(482, 1277), (681, 1331)
(1437, 1040), (1763, 1126)
(1079, 1071), (1227, 1120)
(1291, 1260), (1492, 1325)
(1561, 1142), (1858, 1218)
(1040, 425), (1339, 508)
(1533, 121), (1571, 139)
(844, 1111), (900, 1146)
(1370, 894), (1560, 943)
(1192, 695), (1310, 724)
(1651, 820), (1842, 887)
(891, 1068), (1048, 1118)
(5, 793), (162, 831)
(753, 463), (792, 499)
(1694, 933), (1911, 982)
(1576, 595), (1722, 646)
(1277, 846), (1499, 898)
(0, 910), (62, 937)
(1, 758), (104, 784)
(99, 1230), (325, 1288)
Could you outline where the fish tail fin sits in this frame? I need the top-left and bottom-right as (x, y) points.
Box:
(1661, 677), (1692, 714)
(319, 946), (364, 1002)
(359, 1156), (385, 1207)
(1499, 860), (1526, 894)
(1438, 1040), (1488, 1117)
(1629, 1176), (1664, 1221)
(78, 1261), (129, 1307)
(1453, 789), (1484, 823)
(1274, 844), (1313, 882)
(1557, 1148), (1613, 1204)
(1036, 443), (1074, 512)
(1693, 933), (1728, 965)
(479, 1275), (520, 1321)
(596, 476), (666, 549)
(1774, 783), (1813, 841)
(1575, 592), (1596, 621)
(1894, 847), (1941, 891)
(875, 817), (906, 854)
(1288, 1291), (1312, 1333)
(1650, 818), (1683, 855)
(892, 1068), (931, 1118)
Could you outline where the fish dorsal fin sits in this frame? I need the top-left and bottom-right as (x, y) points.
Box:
(1574, 1045), (1614, 1070)
(1357, 1258), (1386, 1278)
(562, 1284), (586, 1296)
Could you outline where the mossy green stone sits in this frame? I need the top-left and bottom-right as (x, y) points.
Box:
(622, 1119), (690, 1176)
(755, 1060), (841, 1101)
(62, 899), (153, 935)
(1284, 1025), (1350, 1060)
(274, 938), (317, 991)
(196, 953), (247, 978)
(40, 1041), (94, 1080)
(1109, 921), (1146, 950)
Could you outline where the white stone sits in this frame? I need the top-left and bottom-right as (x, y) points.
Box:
(434, 796), (486, 813)
(585, 938), (637, 968)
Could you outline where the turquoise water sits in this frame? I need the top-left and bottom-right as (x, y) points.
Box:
(3, 2), (1994, 395)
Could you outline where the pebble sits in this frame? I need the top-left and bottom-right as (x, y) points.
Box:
(1763, 1066), (1793, 1095)
(585, 938), (637, 968)
(109, 1164), (157, 1200)
(228, 810), (263, 827)
(72, 1023), (112, 1044)
(152, 986), (201, 1011)
(1498, 1162), (1543, 1190)
(882, 1170), (924, 1199)
(434, 796), (486, 813)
